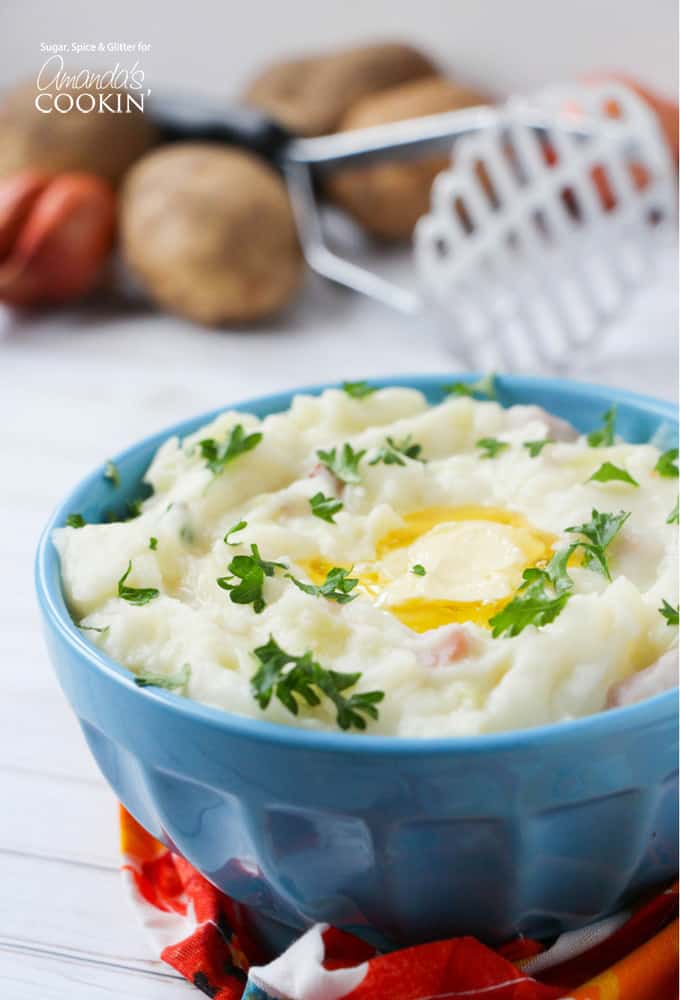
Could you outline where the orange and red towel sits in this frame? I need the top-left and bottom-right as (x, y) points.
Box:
(119, 806), (678, 1000)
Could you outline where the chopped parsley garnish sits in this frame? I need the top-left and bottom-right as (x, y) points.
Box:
(490, 575), (571, 638)
(251, 636), (384, 730)
(476, 437), (509, 460)
(444, 374), (497, 400)
(224, 519), (248, 545)
(104, 461), (120, 487)
(565, 509), (630, 581)
(587, 405), (617, 447)
(490, 508), (630, 638)
(342, 381), (376, 399)
(411, 564), (426, 576)
(127, 498), (144, 519)
(217, 544), (286, 613)
(288, 566), (358, 604)
(309, 492), (343, 524)
(317, 443), (366, 485)
(149, 536), (158, 550)
(655, 447), (679, 478)
(117, 561), (160, 605)
(667, 498), (679, 524)
(66, 513), (86, 528)
(369, 435), (424, 467)
(588, 462), (639, 488)
(659, 600), (679, 626)
(200, 424), (263, 476)
(78, 623), (110, 635)
(523, 439), (553, 458)
(134, 664), (191, 691)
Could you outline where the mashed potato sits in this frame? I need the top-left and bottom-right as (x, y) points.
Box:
(55, 387), (679, 737)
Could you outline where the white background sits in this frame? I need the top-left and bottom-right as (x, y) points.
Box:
(0, 2), (678, 997)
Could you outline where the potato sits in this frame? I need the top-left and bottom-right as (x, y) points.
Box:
(243, 42), (437, 137)
(120, 144), (303, 325)
(0, 82), (159, 186)
(326, 76), (489, 240)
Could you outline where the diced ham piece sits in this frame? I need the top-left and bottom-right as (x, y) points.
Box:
(308, 461), (344, 495)
(422, 626), (471, 667)
(606, 649), (678, 708)
(505, 405), (579, 442)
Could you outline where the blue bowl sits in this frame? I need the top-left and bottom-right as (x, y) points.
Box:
(35, 374), (678, 952)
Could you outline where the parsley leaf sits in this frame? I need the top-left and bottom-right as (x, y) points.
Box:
(667, 498), (679, 525)
(565, 509), (630, 580)
(655, 448), (679, 478)
(490, 510), (630, 638)
(288, 566), (358, 604)
(476, 437), (509, 460)
(217, 544), (286, 614)
(444, 374), (497, 400)
(104, 461), (120, 487)
(66, 513), (86, 528)
(134, 663), (191, 690)
(224, 520), (248, 545)
(587, 406), (617, 447)
(411, 564), (426, 576)
(200, 424), (263, 476)
(523, 439), (553, 458)
(251, 636), (384, 730)
(490, 578), (572, 638)
(342, 381), (376, 399)
(588, 462), (639, 488)
(659, 600), (679, 626)
(369, 435), (424, 467)
(309, 492), (343, 524)
(317, 444), (366, 485)
(149, 537), (158, 550)
(118, 561), (160, 605)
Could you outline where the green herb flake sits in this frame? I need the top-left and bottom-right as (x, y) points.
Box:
(659, 600), (679, 626)
(476, 437), (509, 460)
(565, 509), (630, 581)
(342, 381), (376, 399)
(655, 448), (679, 478)
(490, 509), (630, 639)
(309, 492), (343, 524)
(104, 461), (120, 487)
(126, 498), (144, 520)
(490, 578), (571, 638)
(523, 439), (553, 458)
(78, 623), (110, 635)
(587, 462), (639, 488)
(369, 435), (424, 467)
(217, 544), (286, 614)
(251, 636), (384, 730)
(317, 443), (366, 485)
(66, 513), (86, 528)
(118, 561), (160, 606)
(587, 405), (617, 448)
(134, 663), (191, 691)
(200, 424), (263, 476)
(288, 566), (358, 604)
(224, 520), (248, 545)
(411, 564), (427, 576)
(444, 374), (497, 400)
(667, 498), (679, 525)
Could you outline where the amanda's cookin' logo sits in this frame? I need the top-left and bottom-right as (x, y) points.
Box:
(35, 54), (150, 113)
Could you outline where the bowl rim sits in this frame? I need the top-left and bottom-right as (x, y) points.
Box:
(35, 372), (679, 755)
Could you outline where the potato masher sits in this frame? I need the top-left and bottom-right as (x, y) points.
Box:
(151, 82), (676, 369)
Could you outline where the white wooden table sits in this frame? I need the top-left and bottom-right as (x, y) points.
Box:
(0, 255), (676, 997)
